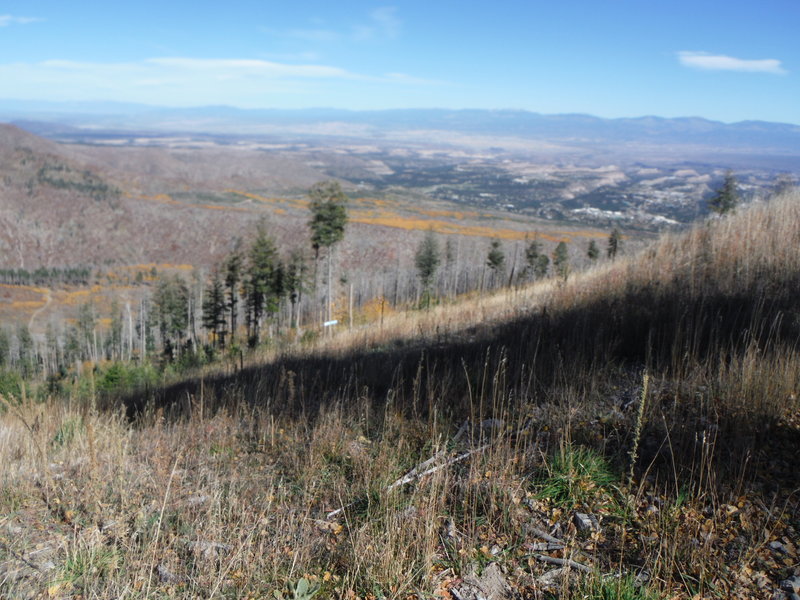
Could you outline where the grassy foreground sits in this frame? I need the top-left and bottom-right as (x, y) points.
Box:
(2, 193), (800, 599)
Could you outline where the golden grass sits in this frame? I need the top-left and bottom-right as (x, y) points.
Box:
(2, 192), (800, 599)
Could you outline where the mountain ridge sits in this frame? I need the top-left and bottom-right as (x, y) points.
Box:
(3, 102), (800, 154)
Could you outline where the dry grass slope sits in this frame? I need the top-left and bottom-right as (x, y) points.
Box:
(2, 192), (799, 599)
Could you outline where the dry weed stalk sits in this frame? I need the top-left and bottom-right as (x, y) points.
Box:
(628, 370), (649, 485)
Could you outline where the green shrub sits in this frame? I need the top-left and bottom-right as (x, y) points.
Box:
(273, 577), (320, 600)
(580, 574), (660, 600)
(0, 370), (23, 404)
(535, 444), (617, 510)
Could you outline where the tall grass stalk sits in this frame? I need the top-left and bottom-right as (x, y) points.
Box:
(628, 370), (649, 485)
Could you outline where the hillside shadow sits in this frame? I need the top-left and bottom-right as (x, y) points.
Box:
(118, 277), (800, 491)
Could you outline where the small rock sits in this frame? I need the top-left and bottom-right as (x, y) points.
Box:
(450, 563), (514, 600)
(5, 523), (23, 535)
(186, 540), (231, 561)
(573, 512), (600, 532)
(782, 576), (800, 594)
(157, 563), (183, 584)
(185, 494), (210, 506)
(536, 567), (576, 590)
(100, 519), (119, 531)
(770, 540), (788, 555)
(40, 561), (56, 572)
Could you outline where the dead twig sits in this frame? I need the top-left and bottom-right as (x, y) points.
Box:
(0, 540), (45, 573)
(326, 444), (491, 520)
(526, 524), (565, 545)
(526, 542), (565, 552)
(386, 444), (490, 491)
(385, 449), (448, 491)
(532, 554), (592, 573)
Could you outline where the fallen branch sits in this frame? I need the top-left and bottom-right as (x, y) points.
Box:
(386, 449), (448, 491)
(326, 444), (490, 520)
(526, 524), (565, 545)
(386, 444), (490, 491)
(526, 542), (565, 552)
(0, 540), (45, 573)
(532, 554), (592, 573)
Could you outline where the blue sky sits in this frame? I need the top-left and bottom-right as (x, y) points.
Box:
(1, 1), (798, 124)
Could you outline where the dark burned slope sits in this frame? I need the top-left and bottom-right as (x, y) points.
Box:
(126, 192), (800, 487)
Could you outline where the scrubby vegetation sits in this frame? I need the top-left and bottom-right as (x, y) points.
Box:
(1, 191), (799, 599)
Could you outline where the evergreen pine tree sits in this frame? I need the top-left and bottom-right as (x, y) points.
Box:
(708, 170), (739, 215)
(0, 328), (9, 368)
(486, 239), (505, 288)
(308, 180), (348, 326)
(524, 237), (541, 280)
(534, 254), (549, 279)
(153, 275), (189, 360)
(223, 245), (243, 343)
(587, 240), (600, 261)
(16, 323), (36, 377)
(415, 230), (440, 307)
(245, 224), (282, 346)
(202, 271), (228, 349)
(608, 228), (621, 260)
(553, 241), (570, 280)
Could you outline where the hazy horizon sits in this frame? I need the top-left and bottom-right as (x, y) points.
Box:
(4, 99), (800, 132)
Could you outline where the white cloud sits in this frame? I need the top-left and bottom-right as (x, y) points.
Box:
(271, 6), (401, 44)
(371, 7), (402, 37)
(678, 51), (787, 75)
(353, 7), (402, 41)
(382, 72), (443, 85)
(0, 56), (431, 106)
(264, 51), (322, 63)
(284, 28), (341, 43)
(0, 15), (40, 26)
(146, 57), (356, 79)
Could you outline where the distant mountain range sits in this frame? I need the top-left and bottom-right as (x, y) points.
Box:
(2, 100), (800, 156)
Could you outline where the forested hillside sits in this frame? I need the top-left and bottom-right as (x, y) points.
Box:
(0, 123), (625, 391)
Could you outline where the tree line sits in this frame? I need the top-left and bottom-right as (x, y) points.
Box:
(0, 266), (92, 286)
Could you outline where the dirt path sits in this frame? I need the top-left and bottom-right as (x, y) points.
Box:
(28, 287), (52, 332)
